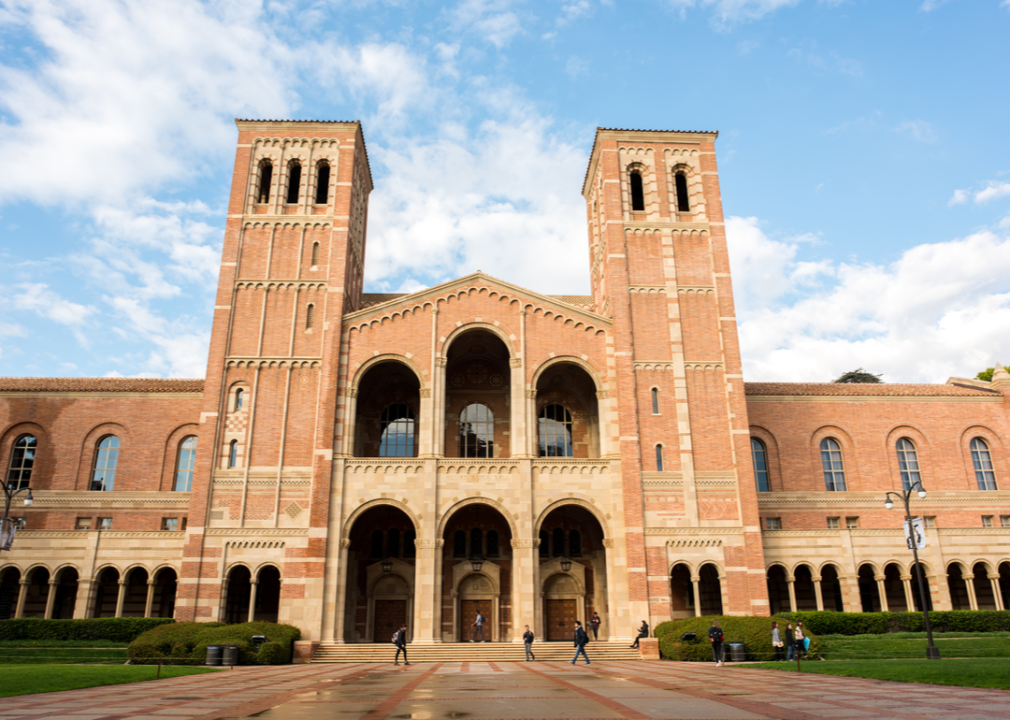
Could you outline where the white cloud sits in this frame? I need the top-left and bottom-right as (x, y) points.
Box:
(727, 218), (1010, 382)
(448, 0), (523, 47)
(949, 189), (969, 206)
(566, 55), (590, 79)
(975, 182), (1010, 204)
(920, 0), (953, 10)
(788, 41), (863, 76)
(11, 283), (96, 346)
(895, 119), (938, 144)
(666, 0), (802, 25)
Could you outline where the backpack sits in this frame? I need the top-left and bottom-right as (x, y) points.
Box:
(391, 630), (400, 644)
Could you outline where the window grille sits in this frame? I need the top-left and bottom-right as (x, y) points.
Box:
(460, 404), (494, 458)
(91, 436), (120, 491)
(820, 438), (847, 491)
(174, 436), (197, 492)
(751, 438), (770, 492)
(651, 387), (660, 414)
(971, 438), (998, 490)
(538, 404), (573, 457)
(896, 438), (921, 491)
(7, 434), (36, 490)
(380, 404), (415, 457)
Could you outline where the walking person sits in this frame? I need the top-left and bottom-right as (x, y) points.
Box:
(570, 621), (591, 665)
(771, 621), (784, 662)
(523, 625), (535, 661)
(708, 619), (724, 666)
(471, 610), (486, 642)
(393, 624), (409, 666)
(784, 622), (795, 662)
(795, 621), (806, 659)
(630, 620), (649, 649)
(590, 612), (601, 641)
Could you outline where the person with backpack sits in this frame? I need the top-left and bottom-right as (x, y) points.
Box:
(471, 610), (486, 642)
(630, 620), (649, 649)
(708, 619), (724, 666)
(393, 624), (409, 666)
(570, 620), (591, 665)
(590, 612), (601, 641)
(784, 622), (795, 662)
(523, 624), (535, 661)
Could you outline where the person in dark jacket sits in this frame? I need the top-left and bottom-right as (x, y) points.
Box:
(708, 619), (724, 666)
(393, 624), (409, 666)
(784, 622), (795, 662)
(570, 621), (591, 665)
(590, 612), (601, 641)
(630, 620), (649, 649)
(523, 625), (535, 661)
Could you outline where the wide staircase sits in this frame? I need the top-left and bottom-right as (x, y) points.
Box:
(311, 641), (643, 663)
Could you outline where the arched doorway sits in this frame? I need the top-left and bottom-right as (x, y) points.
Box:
(534, 362), (601, 458)
(343, 503), (417, 643)
(253, 566), (282, 622)
(91, 567), (119, 618)
(121, 568), (149, 617)
(444, 330), (512, 458)
(697, 564), (723, 615)
(1000, 562), (1010, 610)
(883, 563), (908, 612)
(947, 563), (971, 610)
(353, 360), (421, 457)
(670, 563), (694, 618)
(22, 567), (50, 618)
(973, 562), (998, 610)
(793, 564), (817, 611)
(857, 564), (881, 612)
(51, 568), (79, 619)
(909, 562), (933, 611)
(820, 564), (844, 612)
(152, 568), (177, 618)
(442, 502), (513, 642)
(537, 503), (607, 639)
(0, 567), (20, 619)
(223, 566), (252, 623)
(766, 565), (789, 614)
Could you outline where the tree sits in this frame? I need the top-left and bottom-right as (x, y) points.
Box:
(833, 368), (883, 384)
(977, 367), (996, 382)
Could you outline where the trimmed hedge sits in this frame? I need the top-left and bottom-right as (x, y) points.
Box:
(0, 618), (175, 643)
(778, 610), (1010, 636)
(128, 621), (300, 665)
(655, 615), (820, 662)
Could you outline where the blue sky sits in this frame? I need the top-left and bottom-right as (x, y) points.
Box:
(1, 0), (1009, 382)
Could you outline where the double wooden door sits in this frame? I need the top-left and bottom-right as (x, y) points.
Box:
(545, 599), (576, 641)
(460, 599), (492, 640)
(373, 600), (407, 643)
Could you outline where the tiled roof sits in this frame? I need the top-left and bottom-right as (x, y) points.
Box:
(549, 295), (595, 310)
(360, 293), (406, 308)
(0, 378), (205, 393)
(745, 382), (1000, 397)
(360, 292), (597, 312)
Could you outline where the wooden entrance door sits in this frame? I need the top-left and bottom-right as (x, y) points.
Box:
(545, 599), (576, 641)
(373, 600), (407, 643)
(460, 599), (492, 641)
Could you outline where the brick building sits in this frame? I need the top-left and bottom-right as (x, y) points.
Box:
(2, 122), (1009, 650)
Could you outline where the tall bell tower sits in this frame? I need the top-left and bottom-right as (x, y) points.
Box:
(583, 128), (768, 621)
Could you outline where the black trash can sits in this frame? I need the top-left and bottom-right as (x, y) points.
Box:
(222, 645), (240, 666)
(728, 642), (746, 663)
(206, 645), (223, 666)
(251, 635), (267, 653)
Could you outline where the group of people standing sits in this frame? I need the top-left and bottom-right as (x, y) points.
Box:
(771, 620), (808, 661)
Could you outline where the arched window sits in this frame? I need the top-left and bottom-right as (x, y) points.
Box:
(751, 437), (769, 492)
(228, 439), (238, 469)
(305, 304), (315, 330)
(470, 527), (483, 558)
(487, 530), (499, 557)
(90, 436), (120, 491)
(310, 241), (320, 266)
(387, 527), (400, 558)
(651, 387), (660, 414)
(675, 172), (690, 212)
(403, 529), (416, 558)
(896, 438), (921, 491)
(820, 438), (847, 491)
(315, 161), (330, 204)
(552, 527), (565, 557)
(630, 171), (645, 211)
(453, 530), (467, 558)
(286, 161), (301, 204)
(569, 530), (582, 557)
(971, 438), (998, 490)
(370, 529), (383, 558)
(174, 436), (197, 492)
(234, 388), (244, 411)
(257, 160), (272, 203)
(538, 404), (572, 457)
(655, 444), (664, 472)
(538, 529), (548, 558)
(7, 435), (37, 490)
(460, 403), (494, 458)
(380, 404), (415, 457)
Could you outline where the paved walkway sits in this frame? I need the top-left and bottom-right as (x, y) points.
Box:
(2, 662), (1010, 719)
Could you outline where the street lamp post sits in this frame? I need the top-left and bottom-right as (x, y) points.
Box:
(1, 482), (33, 552)
(884, 481), (940, 660)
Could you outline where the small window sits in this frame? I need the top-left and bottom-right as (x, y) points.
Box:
(453, 529), (467, 558)
(552, 527), (565, 557)
(538, 404), (573, 457)
(257, 160), (272, 203)
(315, 161), (330, 204)
(228, 439), (238, 469)
(380, 404), (416, 457)
(651, 387), (660, 415)
(751, 438), (769, 492)
(971, 438), (998, 490)
(387, 527), (400, 558)
(1002, 516), (1010, 528)
(91, 436), (120, 491)
(286, 161), (301, 204)
(311, 241), (320, 266)
(235, 388), (244, 411)
(76, 518), (91, 531)
(97, 517), (112, 530)
(655, 444), (664, 472)
(7, 434), (37, 490)
(846, 516), (859, 529)
(305, 303), (315, 330)
(820, 438), (847, 492)
(982, 515), (994, 528)
(487, 529), (499, 557)
(569, 530), (582, 557)
(675, 172), (690, 212)
(925, 516), (936, 528)
(470, 527), (483, 558)
(404, 530), (416, 558)
(162, 518), (179, 531)
(370, 529), (383, 558)
(174, 436), (197, 492)
(896, 438), (921, 491)
(460, 404), (494, 458)
(630, 171), (645, 211)
(765, 517), (781, 530)
(827, 517), (839, 529)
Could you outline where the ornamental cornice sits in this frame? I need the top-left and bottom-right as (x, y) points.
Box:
(27, 491), (190, 509)
(509, 358), (522, 368)
(204, 528), (309, 536)
(644, 527), (744, 535)
(18, 530), (183, 539)
(634, 361), (675, 372)
(234, 281), (327, 290)
(511, 539), (539, 548)
(414, 539), (444, 549)
(758, 492), (1010, 508)
(225, 358), (321, 369)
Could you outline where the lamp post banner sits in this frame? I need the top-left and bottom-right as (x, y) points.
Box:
(903, 517), (926, 550)
(0, 518), (15, 551)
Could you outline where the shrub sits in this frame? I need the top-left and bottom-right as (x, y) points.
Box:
(0, 618), (175, 643)
(128, 622), (300, 665)
(655, 615), (819, 662)
(778, 610), (1010, 636)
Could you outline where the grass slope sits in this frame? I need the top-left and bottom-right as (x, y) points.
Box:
(0, 665), (218, 698)
(819, 632), (1010, 659)
(0, 648), (129, 664)
(745, 659), (1010, 690)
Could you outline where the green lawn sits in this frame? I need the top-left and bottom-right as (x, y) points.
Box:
(818, 632), (1010, 659)
(745, 658), (1010, 690)
(0, 665), (219, 697)
(0, 639), (130, 648)
(0, 648), (129, 664)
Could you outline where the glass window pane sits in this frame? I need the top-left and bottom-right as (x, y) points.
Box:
(461, 403), (494, 458)
(971, 438), (998, 490)
(821, 438), (846, 492)
(751, 438), (769, 492)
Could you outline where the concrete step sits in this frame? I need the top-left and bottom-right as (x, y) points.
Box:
(311, 641), (643, 663)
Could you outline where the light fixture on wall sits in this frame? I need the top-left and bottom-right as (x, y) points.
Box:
(469, 503), (486, 573)
(560, 557), (573, 572)
(559, 505), (573, 572)
(381, 558), (393, 573)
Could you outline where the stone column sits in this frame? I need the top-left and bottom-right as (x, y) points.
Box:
(691, 575), (701, 617)
(964, 574), (979, 610)
(14, 580), (28, 618)
(247, 580), (259, 623)
(43, 581), (57, 619)
(811, 575), (824, 611)
(785, 576), (797, 613)
(413, 540), (440, 643)
(332, 540), (351, 642)
(73, 579), (93, 619)
(875, 575), (889, 612)
(115, 581), (127, 618)
(144, 581), (156, 618)
(990, 572), (1005, 611)
(511, 540), (537, 643)
(901, 574), (915, 612)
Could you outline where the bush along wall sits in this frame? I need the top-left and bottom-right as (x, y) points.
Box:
(777, 610), (1010, 636)
(128, 621), (301, 665)
(0, 617), (175, 643)
(655, 615), (819, 662)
